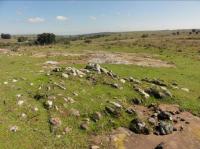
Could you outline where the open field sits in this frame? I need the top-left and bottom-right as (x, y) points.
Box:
(0, 30), (200, 148)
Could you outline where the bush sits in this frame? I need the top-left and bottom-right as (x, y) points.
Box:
(17, 36), (27, 42)
(64, 40), (70, 45)
(141, 34), (148, 38)
(1, 33), (11, 39)
(84, 39), (92, 44)
(36, 33), (56, 45)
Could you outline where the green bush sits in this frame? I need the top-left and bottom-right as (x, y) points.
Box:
(17, 36), (28, 42)
(36, 33), (56, 45)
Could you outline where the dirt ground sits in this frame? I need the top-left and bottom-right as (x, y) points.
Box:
(90, 104), (200, 149)
(34, 51), (175, 68)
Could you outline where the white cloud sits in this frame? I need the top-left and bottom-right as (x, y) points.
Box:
(28, 17), (45, 23)
(56, 16), (68, 21)
(89, 16), (97, 20)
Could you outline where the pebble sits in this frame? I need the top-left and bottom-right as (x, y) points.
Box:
(17, 100), (24, 106)
(10, 126), (19, 132)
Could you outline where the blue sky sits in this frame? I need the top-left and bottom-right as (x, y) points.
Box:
(0, 1), (200, 35)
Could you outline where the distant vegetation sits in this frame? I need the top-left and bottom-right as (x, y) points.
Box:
(35, 33), (56, 45)
(17, 36), (28, 42)
(1, 33), (11, 39)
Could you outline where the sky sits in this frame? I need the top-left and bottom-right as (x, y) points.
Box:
(0, 0), (200, 35)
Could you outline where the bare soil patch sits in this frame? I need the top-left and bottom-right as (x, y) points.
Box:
(90, 104), (200, 149)
(35, 51), (175, 68)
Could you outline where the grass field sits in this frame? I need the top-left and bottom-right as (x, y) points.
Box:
(0, 30), (200, 148)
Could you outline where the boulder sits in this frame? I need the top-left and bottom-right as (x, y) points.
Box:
(105, 106), (121, 117)
(132, 98), (143, 105)
(157, 121), (173, 135)
(49, 117), (62, 127)
(92, 112), (102, 122)
(157, 111), (173, 121)
(44, 100), (53, 109)
(129, 118), (150, 135)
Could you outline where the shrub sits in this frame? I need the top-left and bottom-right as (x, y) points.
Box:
(36, 33), (56, 45)
(1, 33), (11, 39)
(17, 36), (27, 42)
(84, 39), (92, 44)
(64, 40), (70, 45)
(141, 34), (148, 38)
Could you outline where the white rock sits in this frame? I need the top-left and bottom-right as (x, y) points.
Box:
(17, 100), (24, 106)
(45, 61), (58, 65)
(62, 73), (69, 79)
(120, 79), (126, 84)
(16, 94), (22, 98)
(10, 126), (19, 132)
(181, 88), (189, 92)
(21, 113), (27, 118)
(33, 107), (39, 111)
(12, 79), (18, 83)
(111, 102), (122, 108)
(4, 82), (8, 85)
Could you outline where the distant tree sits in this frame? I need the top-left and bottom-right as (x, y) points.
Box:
(192, 29), (196, 33)
(172, 32), (176, 35)
(1, 33), (11, 39)
(176, 31), (180, 35)
(141, 34), (148, 38)
(189, 32), (192, 35)
(17, 36), (27, 42)
(36, 33), (56, 45)
(84, 39), (92, 44)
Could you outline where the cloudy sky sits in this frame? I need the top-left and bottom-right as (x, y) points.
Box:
(0, 1), (200, 35)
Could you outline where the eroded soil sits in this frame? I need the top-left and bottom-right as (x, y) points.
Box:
(90, 104), (200, 149)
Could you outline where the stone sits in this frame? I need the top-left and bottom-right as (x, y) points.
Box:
(148, 117), (157, 125)
(49, 117), (62, 127)
(80, 123), (89, 130)
(45, 61), (59, 65)
(63, 97), (75, 103)
(157, 111), (173, 121)
(10, 126), (19, 132)
(145, 86), (172, 99)
(85, 63), (101, 73)
(92, 112), (102, 122)
(62, 73), (69, 79)
(16, 94), (22, 98)
(44, 100), (53, 109)
(155, 142), (165, 149)
(12, 79), (18, 83)
(132, 98), (143, 105)
(63, 127), (71, 134)
(126, 107), (136, 114)
(111, 83), (120, 89)
(120, 79), (126, 84)
(52, 67), (62, 72)
(100, 67), (109, 74)
(129, 118), (150, 135)
(134, 87), (150, 99)
(129, 77), (141, 84)
(157, 121), (173, 135)
(17, 100), (24, 106)
(110, 102), (122, 108)
(21, 113), (27, 118)
(105, 106), (121, 117)
(33, 107), (39, 112)
(90, 145), (100, 149)
(69, 108), (80, 117)
(181, 88), (189, 92)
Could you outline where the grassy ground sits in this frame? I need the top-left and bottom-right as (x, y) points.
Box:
(0, 30), (200, 148)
